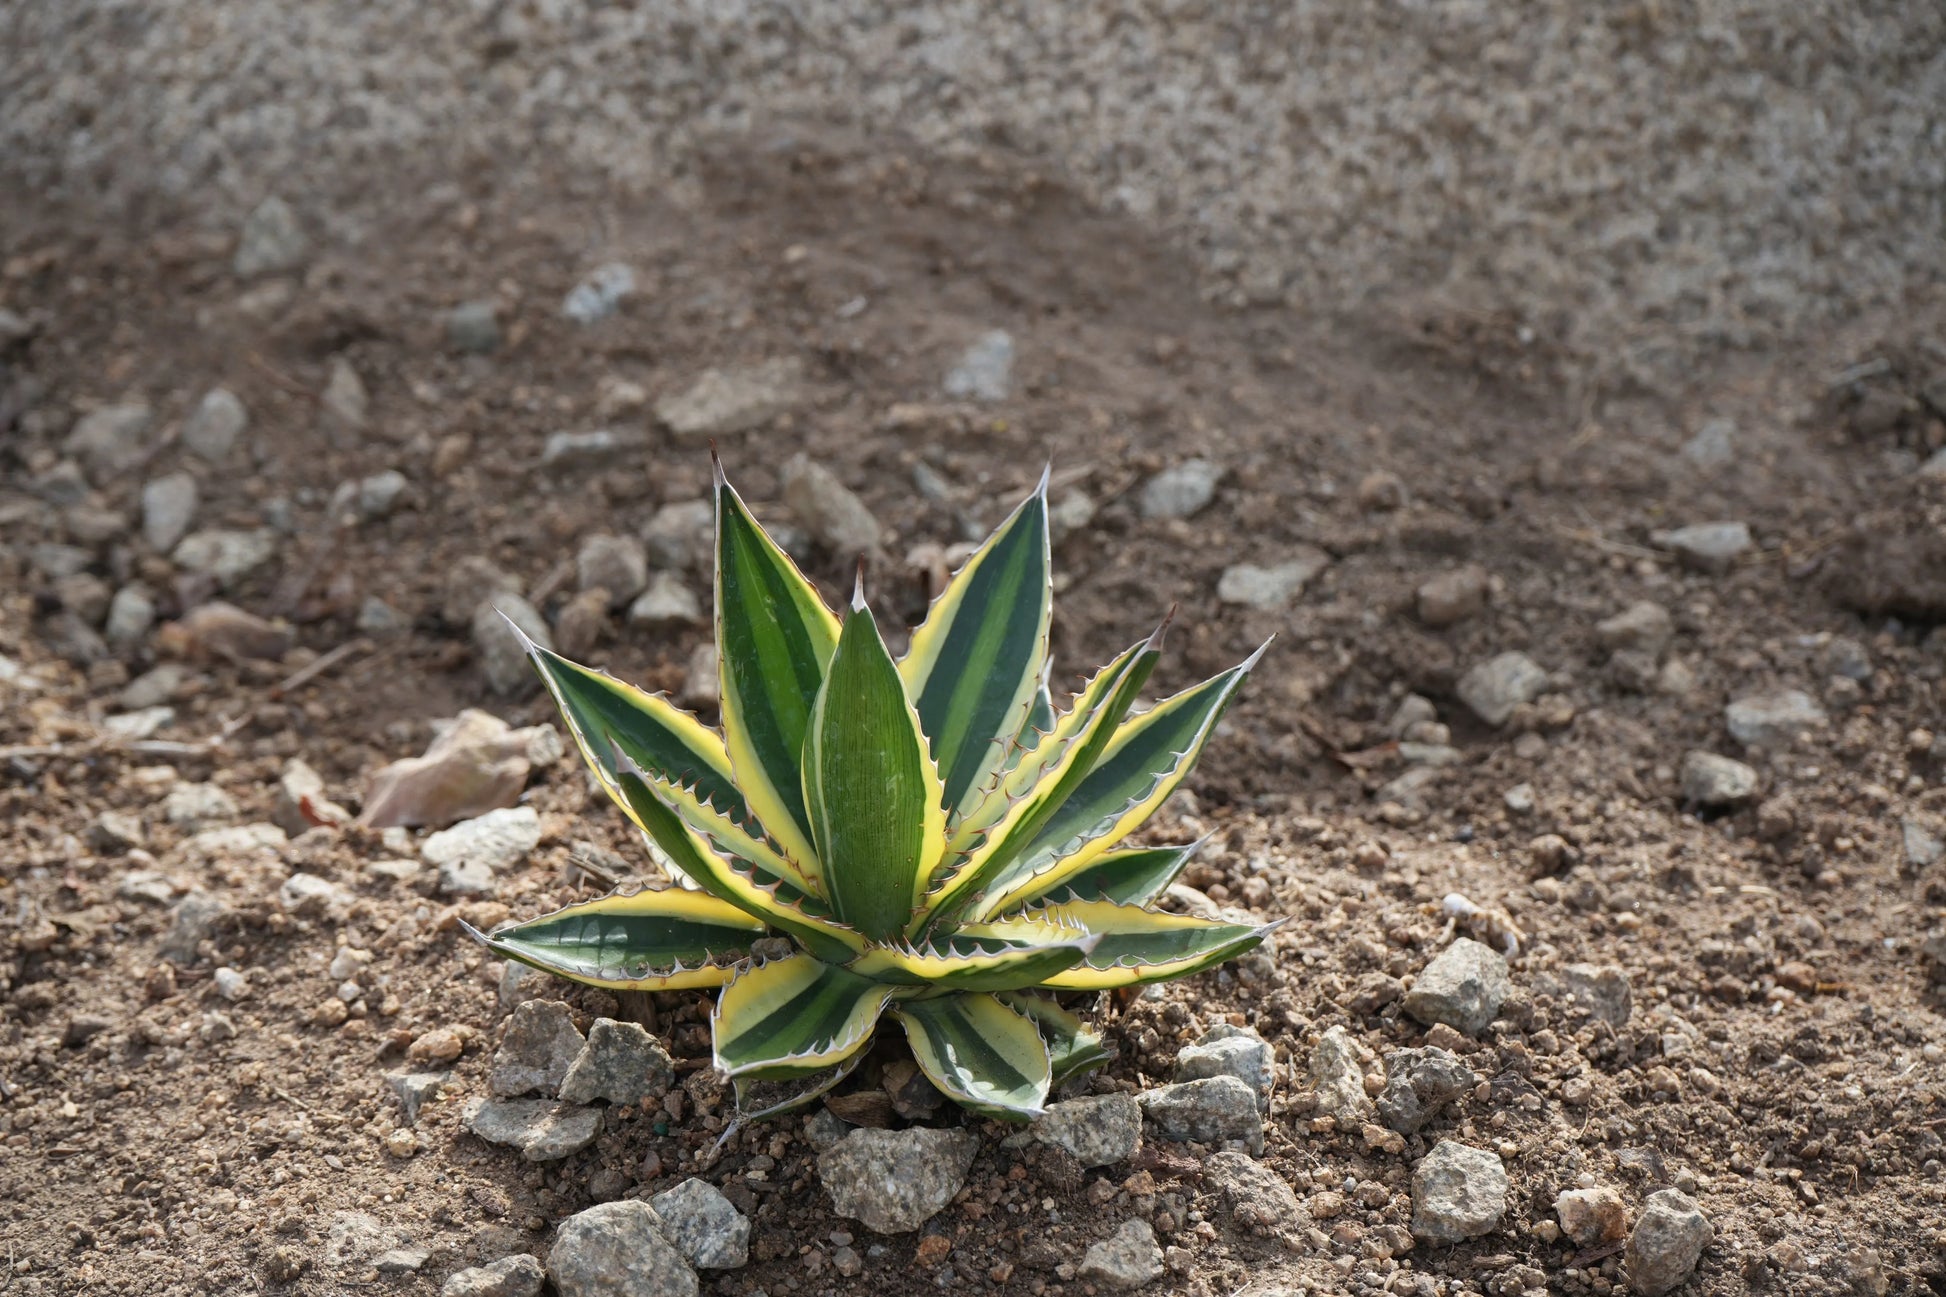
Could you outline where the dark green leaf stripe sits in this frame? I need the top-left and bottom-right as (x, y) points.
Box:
(714, 957), (889, 1076)
(999, 992), (1112, 1084)
(805, 602), (941, 941)
(478, 890), (761, 986)
(1080, 920), (1263, 971)
(847, 930), (1095, 991)
(908, 491), (1050, 815)
(895, 992), (1051, 1119)
(1035, 843), (1202, 909)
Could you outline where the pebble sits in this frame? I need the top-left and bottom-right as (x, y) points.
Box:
(1595, 600), (1674, 655)
(356, 597), (407, 637)
(233, 196), (307, 276)
(1357, 469), (1408, 512)
(88, 810), (146, 853)
(1625, 1189), (1712, 1296)
(561, 263), (637, 325)
(1555, 1186), (1628, 1248)
(1904, 819), (1945, 869)
(441, 1254), (545, 1297)
(161, 891), (230, 964)
(161, 600), (292, 661)
(679, 643), (717, 709)
(1403, 938), (1511, 1036)
(408, 1026), (468, 1065)
(362, 709), (557, 829)
(1377, 1046), (1476, 1134)
(1822, 636), (1873, 682)
(1921, 447), (1946, 480)
(1078, 1220), (1163, 1291)
(447, 301), (501, 353)
(818, 1127), (981, 1233)
(183, 388), (248, 461)
(641, 500), (715, 569)
(34, 459), (91, 505)
(172, 528), (278, 587)
(802, 1108), (850, 1152)
(278, 873), (348, 918)
(1028, 1094), (1144, 1168)
(140, 472), (200, 552)
(1558, 963), (1633, 1026)
(1725, 689), (1827, 747)
(104, 585), (157, 647)
(472, 595), (553, 695)
(385, 1071), (449, 1125)
(375, 1248), (431, 1275)
(121, 663), (191, 710)
(540, 428), (646, 473)
(1136, 1076), (1264, 1154)
(1456, 652), (1548, 727)
(1682, 417), (1735, 467)
(1173, 1024), (1274, 1112)
(559, 1018), (676, 1106)
(464, 1099), (604, 1162)
(1216, 548), (1331, 609)
(66, 403), (154, 478)
(329, 469), (410, 524)
(1416, 566), (1490, 628)
(577, 533), (650, 605)
(1410, 1141), (1508, 1242)
(1206, 1150), (1307, 1239)
(1308, 1025), (1373, 1124)
(320, 356), (370, 435)
(1679, 750), (1759, 807)
(274, 758), (352, 836)
(553, 590), (609, 659)
(628, 573), (703, 628)
(549, 1199), (697, 1297)
(942, 329), (1015, 402)
(212, 967), (250, 1001)
(423, 806), (542, 875)
(1138, 459), (1221, 520)
(649, 1178), (749, 1270)
(655, 358), (805, 437)
(1661, 521), (1750, 573)
(162, 781), (239, 829)
(782, 454), (881, 554)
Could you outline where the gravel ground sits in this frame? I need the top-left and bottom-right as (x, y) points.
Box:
(5, 2), (1943, 386)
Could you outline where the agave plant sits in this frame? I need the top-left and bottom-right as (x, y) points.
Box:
(468, 458), (1275, 1121)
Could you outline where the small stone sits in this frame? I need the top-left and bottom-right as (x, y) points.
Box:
(1904, 819), (1945, 869)
(680, 643), (717, 709)
(489, 1000), (586, 1098)
(1357, 470), (1408, 512)
(160, 600), (292, 660)
(447, 301), (501, 353)
(120, 663), (190, 710)
(66, 403), (154, 478)
(1681, 750), (1759, 807)
(278, 873), (348, 918)
(212, 967), (250, 1001)
(375, 1248), (431, 1275)
(649, 1178), (749, 1270)
(1205, 1150), (1307, 1238)
(818, 1127), (981, 1234)
(1558, 963), (1633, 1026)
(464, 1099), (603, 1162)
(361, 709), (556, 829)
(88, 809), (146, 852)
(409, 1027), (468, 1065)
(942, 329), (1015, 402)
(562, 263), (637, 325)
(141, 472), (200, 552)
(172, 529), (278, 587)
(552, 589), (610, 659)
(802, 1108), (850, 1152)
(1029, 1094), (1143, 1168)
(183, 388), (248, 461)
(34, 459), (91, 505)
(1173, 1025), (1275, 1112)
(1217, 549), (1331, 609)
(1823, 636), (1873, 682)
(162, 781), (239, 829)
(440, 858), (497, 897)
(1662, 521), (1750, 573)
(577, 534), (650, 605)
(161, 891), (230, 964)
(423, 806), (542, 875)
(1625, 1189), (1712, 1296)
(560, 1018), (676, 1106)
(320, 356), (369, 435)
(1137, 1076), (1264, 1154)
(1138, 459), (1221, 520)
(1403, 938), (1511, 1036)
(1456, 652), (1548, 727)
(1556, 1186), (1629, 1248)
(273, 758), (351, 836)
(656, 358), (805, 437)
(233, 196), (307, 277)
(782, 454), (881, 554)
(357, 597), (407, 637)
(540, 428), (646, 473)
(1596, 601), (1674, 655)
(1410, 1141), (1508, 1242)
(441, 1254), (545, 1297)
(1377, 1046), (1476, 1134)
(1682, 418), (1735, 467)
(1416, 566), (1490, 628)
(641, 500), (715, 569)
(54, 571), (112, 625)
(385, 1071), (449, 1124)
(628, 573), (703, 628)
(1078, 1220), (1163, 1291)
(1309, 1025), (1373, 1124)
(473, 595), (553, 695)
(105, 585), (157, 647)
(329, 469), (409, 524)
(549, 1199), (697, 1297)
(1725, 690), (1827, 748)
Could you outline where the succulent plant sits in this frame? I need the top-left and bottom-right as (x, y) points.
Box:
(468, 458), (1275, 1120)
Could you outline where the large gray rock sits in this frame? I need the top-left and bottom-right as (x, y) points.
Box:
(1078, 1220), (1163, 1291)
(473, 595), (552, 695)
(655, 359), (804, 437)
(424, 806), (543, 876)
(1308, 1025), (1372, 1124)
(1456, 652), (1548, 726)
(560, 1018), (676, 1106)
(441, 1254), (544, 1297)
(1377, 1047), (1475, 1134)
(1206, 1151), (1308, 1238)
(1403, 937), (1511, 1036)
(1173, 1024), (1274, 1111)
(489, 999), (586, 1098)
(1028, 1094), (1143, 1168)
(1626, 1189), (1712, 1296)
(463, 1099), (602, 1162)
(1725, 689), (1827, 748)
(548, 1200), (697, 1297)
(781, 455), (881, 554)
(648, 1178), (748, 1270)
(1138, 459), (1221, 519)
(1680, 751), (1759, 807)
(1137, 1076), (1263, 1153)
(1410, 1141), (1508, 1242)
(817, 1127), (980, 1234)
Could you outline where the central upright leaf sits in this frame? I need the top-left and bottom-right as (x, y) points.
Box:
(803, 591), (946, 941)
